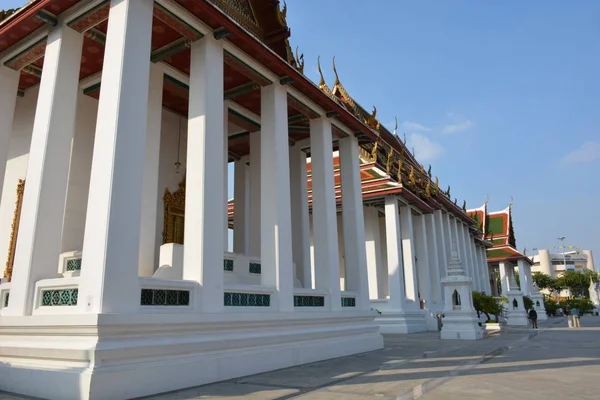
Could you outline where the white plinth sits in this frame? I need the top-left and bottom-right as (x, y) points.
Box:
(531, 293), (547, 321)
(374, 310), (428, 334)
(0, 311), (383, 400)
(440, 310), (484, 340)
(506, 289), (529, 326)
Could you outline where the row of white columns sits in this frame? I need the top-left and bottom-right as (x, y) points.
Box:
(498, 259), (534, 297)
(367, 205), (492, 309)
(1, 0), (370, 316)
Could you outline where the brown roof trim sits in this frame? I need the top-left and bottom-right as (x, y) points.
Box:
(0, 0), (47, 30)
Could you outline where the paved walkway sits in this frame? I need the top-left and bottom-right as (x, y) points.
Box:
(2, 316), (599, 399)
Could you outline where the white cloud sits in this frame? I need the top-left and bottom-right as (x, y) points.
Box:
(408, 133), (444, 161)
(401, 121), (431, 132)
(562, 141), (600, 164)
(442, 119), (474, 134)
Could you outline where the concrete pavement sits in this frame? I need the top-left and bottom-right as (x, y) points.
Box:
(1, 315), (599, 399)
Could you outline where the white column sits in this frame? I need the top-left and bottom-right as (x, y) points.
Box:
(481, 247), (492, 293)
(248, 131), (261, 258)
(260, 84), (294, 311)
(462, 224), (475, 282)
(181, 36), (225, 312)
(223, 108), (229, 250)
(0, 66), (19, 201)
(78, 0), (153, 314)
(289, 145), (310, 287)
(365, 206), (383, 300)
(138, 63), (164, 277)
(414, 214), (432, 305)
(385, 196), (406, 310)
(499, 262), (510, 296)
(467, 236), (480, 291)
(233, 157), (249, 254)
(425, 214), (442, 303)
(433, 211), (448, 298)
(339, 135), (369, 309)
(455, 221), (470, 279)
(5, 24), (83, 316)
(400, 206), (419, 307)
(517, 259), (531, 296)
(310, 117), (341, 310)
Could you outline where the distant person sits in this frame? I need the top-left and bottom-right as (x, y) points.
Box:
(571, 307), (581, 328)
(566, 306), (573, 328)
(528, 308), (538, 329)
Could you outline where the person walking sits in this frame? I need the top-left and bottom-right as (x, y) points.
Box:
(566, 306), (573, 328)
(571, 307), (581, 328)
(528, 308), (538, 329)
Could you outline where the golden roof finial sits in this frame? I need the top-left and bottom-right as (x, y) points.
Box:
(317, 56), (326, 88)
(425, 180), (432, 198)
(365, 106), (379, 130)
(277, 1), (288, 27)
(332, 56), (340, 86)
(434, 176), (439, 195)
(295, 46), (304, 74)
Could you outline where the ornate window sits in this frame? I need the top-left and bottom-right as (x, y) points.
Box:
(163, 177), (186, 245)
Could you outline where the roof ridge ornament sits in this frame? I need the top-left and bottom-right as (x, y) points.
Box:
(332, 56), (341, 86)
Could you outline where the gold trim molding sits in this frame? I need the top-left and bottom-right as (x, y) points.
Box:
(3, 179), (25, 280)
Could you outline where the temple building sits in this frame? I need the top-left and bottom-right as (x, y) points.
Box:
(1, 1), (493, 399)
(468, 202), (536, 324)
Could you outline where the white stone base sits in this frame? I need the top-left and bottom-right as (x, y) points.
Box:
(537, 312), (548, 321)
(375, 310), (428, 334)
(440, 311), (484, 340)
(0, 311), (383, 400)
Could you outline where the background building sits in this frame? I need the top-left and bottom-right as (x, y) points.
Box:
(531, 249), (596, 278)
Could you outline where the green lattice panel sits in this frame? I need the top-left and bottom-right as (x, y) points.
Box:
(224, 292), (270, 307)
(249, 262), (261, 274)
(40, 289), (78, 306)
(223, 259), (234, 271)
(341, 297), (356, 307)
(294, 295), (325, 307)
(66, 258), (82, 271)
(140, 289), (190, 306)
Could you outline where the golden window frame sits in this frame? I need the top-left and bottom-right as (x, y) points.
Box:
(4, 179), (25, 280)
(163, 176), (186, 245)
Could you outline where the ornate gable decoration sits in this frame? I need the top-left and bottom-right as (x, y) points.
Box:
(209, 0), (263, 38)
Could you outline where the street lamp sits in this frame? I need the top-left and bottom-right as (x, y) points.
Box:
(558, 236), (568, 272)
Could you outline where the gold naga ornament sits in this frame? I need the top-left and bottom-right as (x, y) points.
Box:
(386, 146), (394, 175)
(365, 106), (381, 131)
(434, 176), (440, 196)
(408, 166), (416, 187)
(396, 158), (404, 184)
(425, 179), (432, 198)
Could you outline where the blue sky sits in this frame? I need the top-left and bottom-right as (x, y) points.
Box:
(4, 0), (599, 261)
(286, 0), (600, 259)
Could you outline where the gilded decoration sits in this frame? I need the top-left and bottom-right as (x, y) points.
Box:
(163, 177), (186, 245)
(209, 0), (263, 39)
(3, 179), (25, 280)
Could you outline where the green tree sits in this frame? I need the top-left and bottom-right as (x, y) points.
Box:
(472, 291), (504, 321)
(557, 270), (596, 297)
(532, 272), (555, 290)
(523, 295), (534, 311)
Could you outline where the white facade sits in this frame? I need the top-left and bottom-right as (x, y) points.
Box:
(531, 249), (596, 277)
